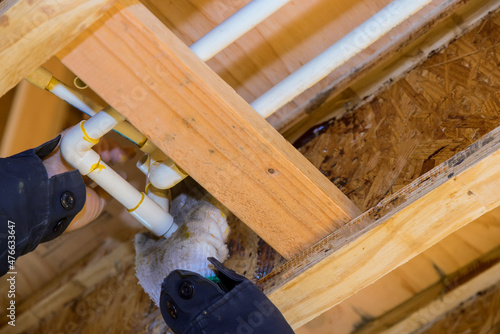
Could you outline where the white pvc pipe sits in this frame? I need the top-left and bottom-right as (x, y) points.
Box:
(51, 82), (102, 117)
(61, 109), (178, 238)
(190, 0), (290, 61)
(50, 81), (147, 146)
(26, 67), (187, 191)
(250, 0), (432, 118)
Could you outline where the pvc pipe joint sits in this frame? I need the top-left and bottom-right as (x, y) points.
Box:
(137, 154), (188, 190)
(61, 108), (177, 238)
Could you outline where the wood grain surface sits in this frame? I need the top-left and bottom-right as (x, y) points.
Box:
(59, 1), (361, 259)
(0, 0), (117, 98)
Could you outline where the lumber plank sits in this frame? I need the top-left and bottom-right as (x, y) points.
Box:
(355, 242), (500, 333)
(383, 265), (500, 333)
(259, 125), (500, 328)
(296, 208), (500, 334)
(0, 0), (117, 99)
(411, 276), (500, 333)
(58, 1), (361, 258)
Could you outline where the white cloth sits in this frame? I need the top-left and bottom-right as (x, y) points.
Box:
(134, 194), (230, 306)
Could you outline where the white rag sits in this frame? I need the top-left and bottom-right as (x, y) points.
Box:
(134, 194), (230, 306)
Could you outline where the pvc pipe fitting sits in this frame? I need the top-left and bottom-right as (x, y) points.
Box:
(150, 159), (187, 190)
(61, 108), (178, 238)
(137, 154), (188, 190)
(26, 67), (147, 146)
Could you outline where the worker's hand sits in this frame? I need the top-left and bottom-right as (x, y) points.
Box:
(42, 128), (135, 232)
(134, 194), (230, 306)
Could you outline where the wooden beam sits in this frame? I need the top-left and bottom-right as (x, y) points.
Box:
(258, 125), (500, 328)
(0, 0), (117, 99)
(382, 265), (500, 333)
(296, 208), (500, 334)
(58, 1), (361, 258)
(402, 274), (500, 333)
(0, 58), (72, 157)
(355, 243), (500, 333)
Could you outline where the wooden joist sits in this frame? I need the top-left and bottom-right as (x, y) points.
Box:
(258, 125), (500, 328)
(0, 58), (72, 157)
(57, 1), (361, 259)
(356, 243), (500, 333)
(0, 0), (117, 99)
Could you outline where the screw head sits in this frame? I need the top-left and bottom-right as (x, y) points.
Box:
(178, 280), (195, 300)
(60, 191), (76, 210)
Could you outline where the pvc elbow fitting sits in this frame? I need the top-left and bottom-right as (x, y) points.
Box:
(61, 110), (178, 238)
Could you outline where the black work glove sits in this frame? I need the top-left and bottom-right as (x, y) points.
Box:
(160, 257), (294, 334)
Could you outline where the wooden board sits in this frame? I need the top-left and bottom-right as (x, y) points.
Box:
(412, 279), (500, 334)
(0, 0), (117, 98)
(294, 13), (500, 332)
(261, 125), (500, 328)
(58, 1), (361, 259)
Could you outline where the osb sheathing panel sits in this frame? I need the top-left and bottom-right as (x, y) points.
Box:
(21, 8), (500, 334)
(299, 17), (500, 212)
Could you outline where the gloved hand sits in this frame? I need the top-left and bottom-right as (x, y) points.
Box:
(42, 128), (135, 232)
(134, 194), (230, 306)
